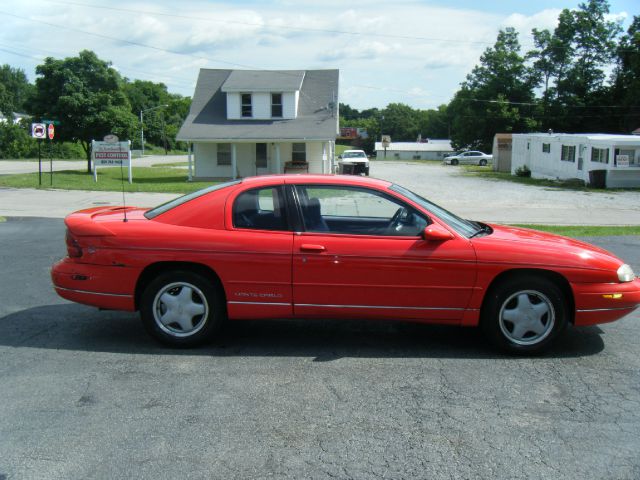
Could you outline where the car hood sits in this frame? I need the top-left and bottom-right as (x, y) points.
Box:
(471, 224), (623, 273)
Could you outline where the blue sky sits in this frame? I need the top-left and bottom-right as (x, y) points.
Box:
(0, 0), (636, 110)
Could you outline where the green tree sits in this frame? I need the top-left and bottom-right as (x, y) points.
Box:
(0, 65), (35, 118)
(449, 27), (536, 151)
(527, 1), (623, 132)
(611, 15), (640, 133)
(32, 50), (138, 172)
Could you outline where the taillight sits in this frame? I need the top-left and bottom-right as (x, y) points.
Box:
(65, 230), (83, 258)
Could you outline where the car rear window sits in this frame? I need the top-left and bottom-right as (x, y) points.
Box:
(144, 180), (241, 219)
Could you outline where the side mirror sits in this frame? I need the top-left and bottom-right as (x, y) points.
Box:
(422, 224), (454, 242)
(338, 155), (342, 160)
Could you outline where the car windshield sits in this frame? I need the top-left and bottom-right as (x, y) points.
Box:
(342, 151), (366, 158)
(389, 184), (479, 237)
(144, 180), (241, 219)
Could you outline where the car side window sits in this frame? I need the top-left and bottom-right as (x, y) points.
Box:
(295, 185), (428, 236)
(233, 187), (288, 231)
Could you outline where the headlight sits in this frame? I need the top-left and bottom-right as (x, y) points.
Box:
(617, 264), (635, 282)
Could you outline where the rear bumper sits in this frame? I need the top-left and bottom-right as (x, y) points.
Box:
(51, 258), (137, 311)
(573, 278), (640, 326)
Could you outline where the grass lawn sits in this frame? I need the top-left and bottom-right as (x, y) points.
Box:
(512, 224), (640, 237)
(0, 167), (215, 194)
(151, 161), (189, 167)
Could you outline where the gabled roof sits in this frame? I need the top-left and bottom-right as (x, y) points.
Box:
(221, 70), (305, 92)
(177, 69), (339, 142)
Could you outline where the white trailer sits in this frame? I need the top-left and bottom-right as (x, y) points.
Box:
(510, 133), (640, 188)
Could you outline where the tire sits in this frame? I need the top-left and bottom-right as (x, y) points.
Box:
(140, 270), (225, 347)
(481, 275), (568, 354)
(365, 167), (370, 176)
(479, 159), (487, 166)
(451, 159), (459, 166)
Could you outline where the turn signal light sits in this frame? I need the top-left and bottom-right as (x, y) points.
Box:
(602, 294), (623, 299)
(65, 230), (83, 258)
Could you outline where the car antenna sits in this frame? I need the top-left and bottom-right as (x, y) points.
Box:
(119, 140), (128, 223)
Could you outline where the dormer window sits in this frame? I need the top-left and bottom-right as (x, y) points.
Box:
(241, 93), (252, 117)
(271, 93), (283, 118)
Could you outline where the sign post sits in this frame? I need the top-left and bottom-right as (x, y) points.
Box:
(92, 137), (132, 183)
(381, 135), (391, 159)
(48, 123), (55, 185)
(31, 123), (46, 186)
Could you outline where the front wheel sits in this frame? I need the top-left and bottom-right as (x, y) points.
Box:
(479, 159), (487, 166)
(140, 270), (225, 347)
(451, 159), (459, 166)
(481, 276), (568, 354)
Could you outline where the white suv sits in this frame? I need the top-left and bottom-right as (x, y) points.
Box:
(338, 150), (370, 176)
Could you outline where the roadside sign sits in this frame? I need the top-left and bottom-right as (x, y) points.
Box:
(41, 119), (61, 125)
(104, 134), (119, 143)
(31, 123), (46, 139)
(92, 140), (132, 183)
(48, 124), (55, 140)
(381, 135), (391, 147)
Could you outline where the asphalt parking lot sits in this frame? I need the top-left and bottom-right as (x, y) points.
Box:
(1, 217), (639, 480)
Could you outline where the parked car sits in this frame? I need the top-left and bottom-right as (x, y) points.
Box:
(52, 175), (639, 353)
(338, 149), (369, 175)
(444, 150), (493, 166)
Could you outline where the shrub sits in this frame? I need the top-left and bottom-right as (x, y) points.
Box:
(515, 165), (531, 177)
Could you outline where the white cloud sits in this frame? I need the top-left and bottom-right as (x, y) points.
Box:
(0, 0), (630, 110)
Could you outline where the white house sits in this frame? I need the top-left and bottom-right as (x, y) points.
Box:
(374, 140), (454, 161)
(510, 133), (640, 188)
(0, 112), (28, 124)
(177, 69), (339, 180)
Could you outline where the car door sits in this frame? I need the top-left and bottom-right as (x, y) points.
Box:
(290, 184), (477, 323)
(223, 184), (294, 320)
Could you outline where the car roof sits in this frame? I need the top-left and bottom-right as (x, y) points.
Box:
(238, 174), (392, 189)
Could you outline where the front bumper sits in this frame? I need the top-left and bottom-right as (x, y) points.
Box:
(339, 162), (369, 175)
(573, 278), (640, 326)
(51, 258), (137, 311)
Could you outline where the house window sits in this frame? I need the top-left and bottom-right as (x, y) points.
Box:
(561, 145), (576, 162)
(292, 143), (306, 163)
(271, 93), (283, 118)
(217, 143), (231, 166)
(241, 93), (252, 118)
(256, 143), (267, 168)
(591, 147), (609, 164)
(542, 143), (550, 153)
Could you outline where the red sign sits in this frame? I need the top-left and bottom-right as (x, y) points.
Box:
(339, 127), (358, 139)
(47, 123), (55, 140)
(94, 152), (129, 160)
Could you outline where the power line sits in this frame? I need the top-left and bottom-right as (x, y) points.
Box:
(43, 0), (499, 47)
(469, 98), (639, 108)
(40, 0), (640, 55)
(0, 10), (258, 70)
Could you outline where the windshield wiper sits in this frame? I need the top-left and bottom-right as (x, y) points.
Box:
(469, 223), (492, 238)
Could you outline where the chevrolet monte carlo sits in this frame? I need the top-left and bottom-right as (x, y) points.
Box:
(51, 175), (640, 353)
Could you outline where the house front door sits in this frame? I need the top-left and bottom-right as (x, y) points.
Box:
(256, 143), (268, 175)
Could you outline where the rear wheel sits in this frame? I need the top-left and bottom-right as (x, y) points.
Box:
(140, 270), (225, 347)
(482, 276), (567, 354)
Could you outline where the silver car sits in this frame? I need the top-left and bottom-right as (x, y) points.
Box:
(443, 150), (493, 166)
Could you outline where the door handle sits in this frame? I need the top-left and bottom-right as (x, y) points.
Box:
(300, 244), (326, 252)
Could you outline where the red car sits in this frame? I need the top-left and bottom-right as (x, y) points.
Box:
(51, 175), (640, 353)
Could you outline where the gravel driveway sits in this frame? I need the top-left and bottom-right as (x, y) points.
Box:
(0, 158), (638, 225)
(370, 161), (640, 225)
